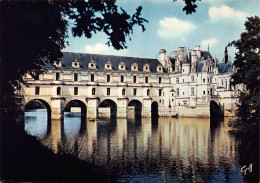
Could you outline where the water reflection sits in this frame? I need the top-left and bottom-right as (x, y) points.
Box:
(25, 110), (247, 182)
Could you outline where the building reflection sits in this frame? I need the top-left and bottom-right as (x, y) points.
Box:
(38, 116), (239, 182)
(43, 119), (62, 153)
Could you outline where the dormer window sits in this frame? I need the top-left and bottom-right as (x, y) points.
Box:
(105, 61), (112, 70)
(88, 60), (96, 69)
(54, 60), (62, 68)
(72, 60), (80, 68)
(143, 64), (150, 72)
(118, 62), (126, 71)
(131, 63), (138, 71)
(157, 65), (163, 72)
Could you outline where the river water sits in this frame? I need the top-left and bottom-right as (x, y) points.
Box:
(25, 109), (258, 183)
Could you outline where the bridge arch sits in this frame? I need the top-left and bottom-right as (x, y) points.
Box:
(25, 99), (51, 122)
(64, 99), (87, 118)
(128, 99), (142, 118)
(151, 101), (159, 118)
(210, 100), (223, 118)
(98, 99), (117, 118)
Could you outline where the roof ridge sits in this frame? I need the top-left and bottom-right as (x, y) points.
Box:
(61, 51), (158, 60)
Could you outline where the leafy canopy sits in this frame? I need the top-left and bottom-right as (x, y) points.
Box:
(0, 0), (147, 86)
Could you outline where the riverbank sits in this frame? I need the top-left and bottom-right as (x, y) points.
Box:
(0, 120), (109, 182)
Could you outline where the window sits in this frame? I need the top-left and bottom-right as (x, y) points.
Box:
(74, 63), (78, 66)
(35, 86), (40, 95)
(56, 73), (60, 81)
(183, 79), (184, 83)
(225, 80), (227, 89)
(91, 74), (94, 82)
(107, 75), (110, 82)
(159, 89), (162, 96)
(121, 76), (124, 82)
(191, 76), (194, 82)
(203, 91), (205, 95)
(145, 76), (148, 83)
(147, 89), (150, 96)
(74, 73), (78, 81)
(183, 69), (184, 72)
(133, 88), (137, 96)
(191, 87), (194, 96)
(203, 78), (205, 83)
(159, 77), (162, 84)
(210, 89), (213, 95)
(183, 92), (185, 95)
(133, 76), (137, 83)
(176, 77), (179, 83)
(222, 79), (224, 86)
(107, 88), (110, 96)
(92, 88), (96, 95)
(177, 88), (179, 96)
(208, 91), (210, 95)
(122, 89), (125, 96)
(74, 87), (78, 95)
(57, 87), (61, 95)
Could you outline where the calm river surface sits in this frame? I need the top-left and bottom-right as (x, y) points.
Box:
(25, 109), (258, 183)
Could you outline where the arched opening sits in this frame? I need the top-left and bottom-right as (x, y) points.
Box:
(64, 100), (87, 119)
(98, 99), (117, 119)
(210, 101), (223, 125)
(127, 100), (142, 118)
(24, 99), (51, 137)
(151, 101), (159, 119)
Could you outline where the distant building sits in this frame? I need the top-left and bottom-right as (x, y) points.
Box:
(20, 45), (241, 119)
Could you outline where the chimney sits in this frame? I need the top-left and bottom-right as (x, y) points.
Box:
(159, 49), (166, 67)
(195, 45), (201, 58)
(191, 50), (197, 63)
(178, 47), (184, 56)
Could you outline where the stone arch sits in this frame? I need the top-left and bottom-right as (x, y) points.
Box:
(128, 99), (142, 118)
(151, 101), (159, 118)
(64, 99), (87, 119)
(25, 99), (51, 122)
(210, 100), (223, 118)
(98, 99), (117, 118)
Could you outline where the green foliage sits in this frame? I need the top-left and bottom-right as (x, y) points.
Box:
(228, 16), (260, 133)
(173, 0), (200, 14)
(0, 0), (147, 122)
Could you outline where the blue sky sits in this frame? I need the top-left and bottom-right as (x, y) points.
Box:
(63, 0), (260, 62)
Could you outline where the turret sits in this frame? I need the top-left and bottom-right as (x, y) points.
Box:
(224, 46), (228, 64)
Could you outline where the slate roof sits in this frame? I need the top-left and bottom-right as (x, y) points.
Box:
(198, 62), (232, 73)
(217, 62), (232, 73)
(46, 51), (165, 73)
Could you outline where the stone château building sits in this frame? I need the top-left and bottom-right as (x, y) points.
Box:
(20, 45), (241, 120)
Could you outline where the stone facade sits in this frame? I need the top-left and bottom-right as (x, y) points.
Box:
(20, 45), (241, 119)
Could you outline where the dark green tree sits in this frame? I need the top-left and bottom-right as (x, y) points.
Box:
(173, 0), (200, 14)
(228, 16), (260, 133)
(0, 0), (147, 121)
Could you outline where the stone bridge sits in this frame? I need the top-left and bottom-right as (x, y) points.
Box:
(22, 94), (159, 120)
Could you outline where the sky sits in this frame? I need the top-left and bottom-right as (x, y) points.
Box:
(63, 0), (260, 62)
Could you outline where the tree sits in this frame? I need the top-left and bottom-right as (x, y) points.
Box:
(228, 16), (260, 133)
(0, 0), (147, 121)
(173, 0), (200, 14)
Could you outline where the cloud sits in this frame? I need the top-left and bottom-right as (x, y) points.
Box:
(201, 38), (219, 50)
(85, 43), (128, 56)
(157, 17), (197, 39)
(209, 5), (247, 22)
